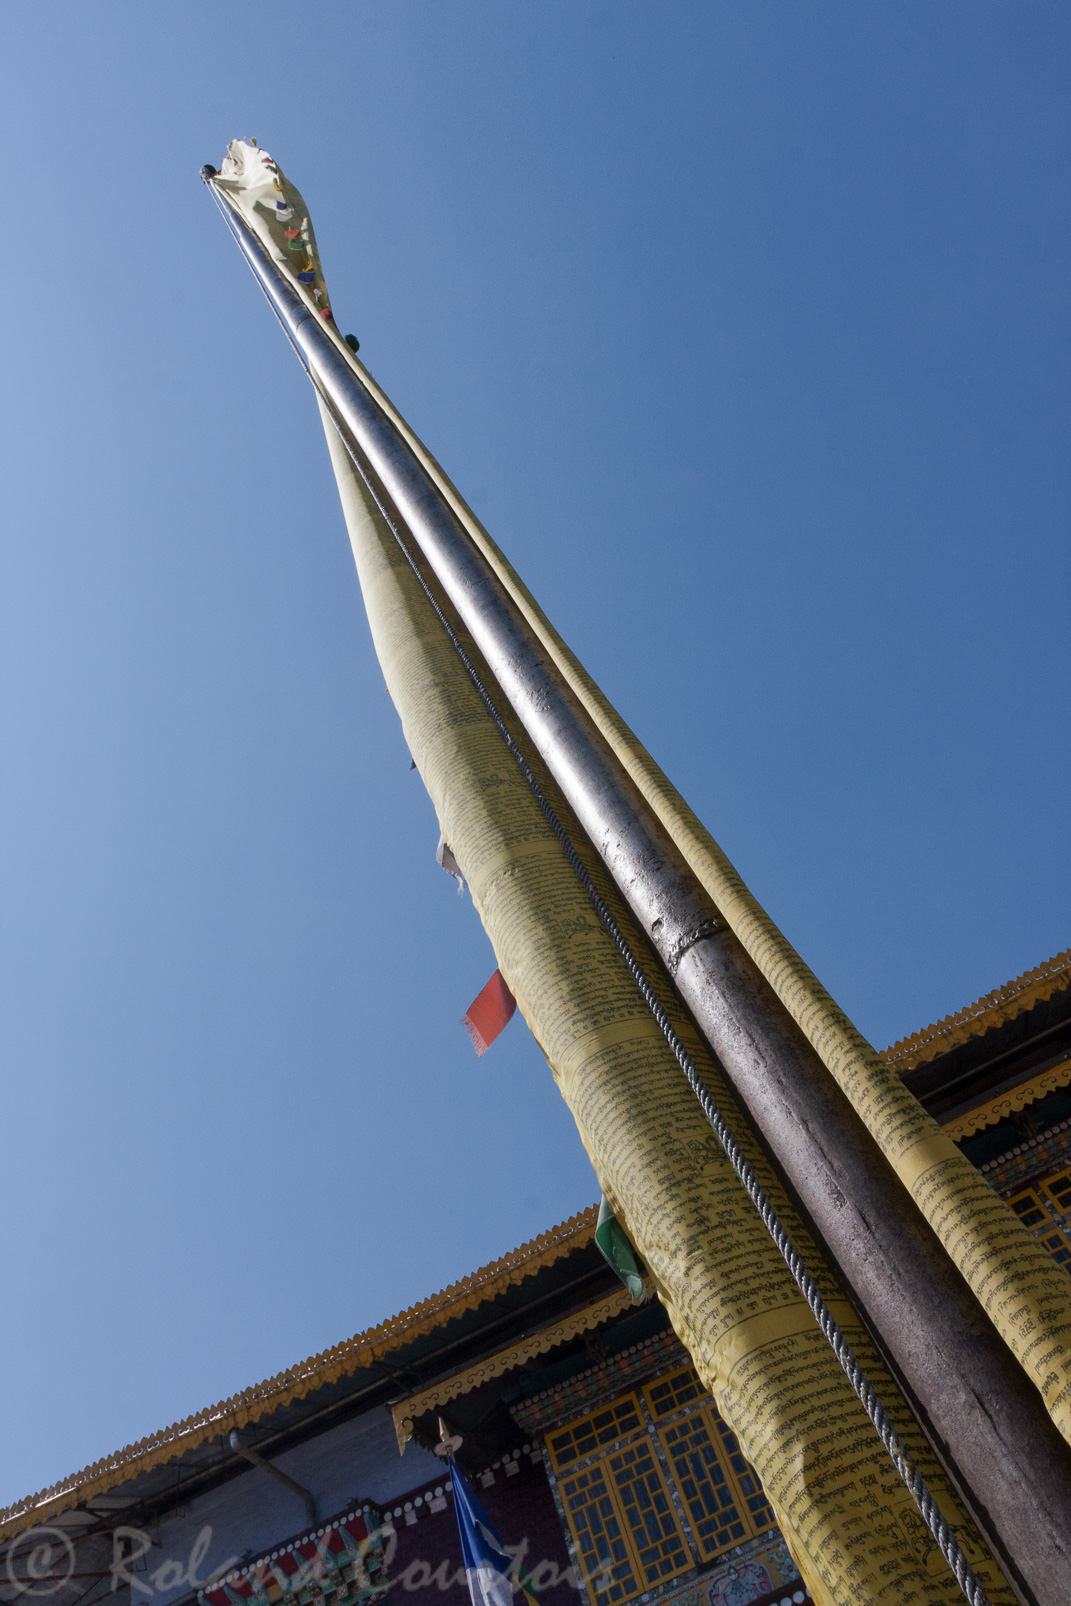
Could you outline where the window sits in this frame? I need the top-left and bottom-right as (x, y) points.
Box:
(645, 1369), (702, 1419)
(559, 1462), (638, 1606)
(658, 1405), (775, 1558)
(550, 1371), (777, 1603)
(1038, 1227), (1071, 1268)
(607, 1439), (690, 1584)
(1042, 1166), (1071, 1219)
(1009, 1187), (1048, 1229)
(1008, 1186), (1071, 1269)
(556, 1419), (690, 1606)
(548, 1396), (645, 1470)
(644, 1369), (775, 1557)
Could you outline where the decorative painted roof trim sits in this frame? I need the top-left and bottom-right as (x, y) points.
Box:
(520, 1328), (684, 1414)
(510, 1328), (690, 1438)
(979, 1119), (1071, 1185)
(389, 1284), (639, 1454)
(881, 950), (1071, 1073)
(9, 946), (1068, 1539)
(941, 1058), (1071, 1142)
(0, 1207), (598, 1543)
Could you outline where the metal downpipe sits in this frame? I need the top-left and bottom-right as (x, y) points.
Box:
(229, 1430), (317, 1530)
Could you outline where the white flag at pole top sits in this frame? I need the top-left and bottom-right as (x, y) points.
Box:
(214, 139), (335, 325)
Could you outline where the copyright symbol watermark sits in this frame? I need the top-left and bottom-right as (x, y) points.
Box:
(5, 1528), (76, 1596)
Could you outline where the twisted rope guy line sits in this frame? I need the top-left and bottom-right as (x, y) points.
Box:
(209, 180), (990, 1606)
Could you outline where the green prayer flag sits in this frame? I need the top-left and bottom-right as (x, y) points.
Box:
(595, 1197), (648, 1305)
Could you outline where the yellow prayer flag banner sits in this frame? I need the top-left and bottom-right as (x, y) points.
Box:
(319, 407), (1011, 1606)
(345, 354), (1071, 1446)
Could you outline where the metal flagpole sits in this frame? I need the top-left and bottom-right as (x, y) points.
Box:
(205, 172), (1071, 1606)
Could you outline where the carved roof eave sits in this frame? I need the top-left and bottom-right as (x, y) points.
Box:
(388, 1283), (643, 1455)
(8, 951), (1069, 1540)
(0, 1207), (598, 1543)
(881, 950), (1071, 1074)
(941, 1057), (1071, 1142)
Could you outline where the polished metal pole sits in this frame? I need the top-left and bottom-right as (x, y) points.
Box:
(208, 182), (1071, 1606)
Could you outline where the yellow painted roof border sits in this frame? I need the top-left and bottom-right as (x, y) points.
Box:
(389, 1283), (639, 1455)
(7, 949), (1070, 1540)
(882, 950), (1070, 1073)
(0, 1207), (597, 1541)
(941, 1057), (1071, 1143)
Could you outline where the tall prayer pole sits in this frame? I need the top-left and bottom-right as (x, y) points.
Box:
(204, 143), (1071, 1606)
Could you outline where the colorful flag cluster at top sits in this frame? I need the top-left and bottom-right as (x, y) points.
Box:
(215, 139), (334, 321)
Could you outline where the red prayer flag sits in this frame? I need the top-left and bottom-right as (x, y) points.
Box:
(462, 969), (517, 1057)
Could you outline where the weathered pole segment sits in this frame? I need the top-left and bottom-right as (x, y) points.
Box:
(207, 174), (1071, 1605)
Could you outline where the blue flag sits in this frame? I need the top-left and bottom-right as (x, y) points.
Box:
(448, 1458), (529, 1606)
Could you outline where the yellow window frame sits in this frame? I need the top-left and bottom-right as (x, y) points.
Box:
(1041, 1164), (1071, 1220)
(549, 1390), (693, 1605)
(546, 1393), (646, 1472)
(1008, 1185), (1071, 1270)
(642, 1367), (775, 1561)
(556, 1436), (693, 1606)
(656, 1402), (776, 1559)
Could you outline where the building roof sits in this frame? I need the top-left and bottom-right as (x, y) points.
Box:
(5, 948), (1069, 1541)
(881, 950), (1071, 1073)
(0, 1209), (604, 1541)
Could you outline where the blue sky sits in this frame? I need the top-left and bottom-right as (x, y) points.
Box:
(1, 1), (1068, 1506)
